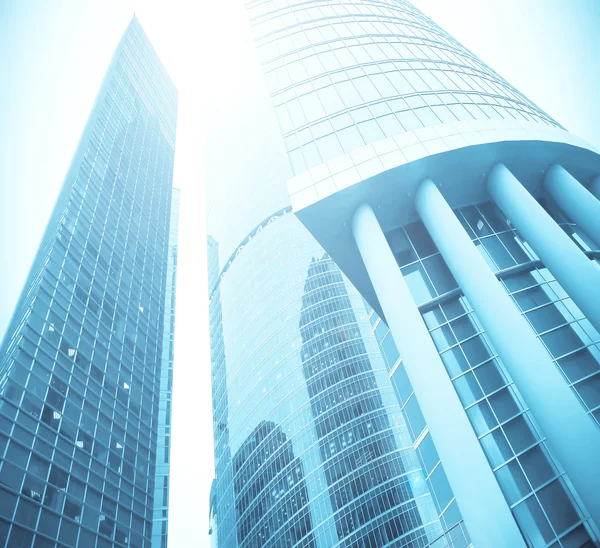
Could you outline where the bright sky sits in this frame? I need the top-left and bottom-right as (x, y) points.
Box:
(0, 1), (599, 547)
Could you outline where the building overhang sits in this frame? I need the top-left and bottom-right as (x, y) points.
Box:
(287, 120), (600, 321)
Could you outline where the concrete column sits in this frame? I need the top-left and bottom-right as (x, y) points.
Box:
(352, 203), (524, 548)
(590, 175), (600, 201)
(544, 164), (600, 247)
(488, 163), (600, 333)
(415, 178), (600, 530)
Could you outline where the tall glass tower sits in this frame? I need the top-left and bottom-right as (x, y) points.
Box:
(207, 2), (465, 547)
(267, 0), (600, 546)
(0, 17), (178, 548)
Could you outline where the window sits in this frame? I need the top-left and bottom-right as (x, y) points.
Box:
(336, 80), (363, 109)
(537, 480), (579, 535)
(381, 333), (399, 367)
(526, 304), (568, 334)
(402, 263), (435, 305)
(480, 428), (512, 468)
(462, 335), (493, 368)
(391, 364), (412, 404)
(519, 445), (555, 489)
(316, 133), (344, 163)
(337, 125), (364, 151)
(377, 114), (403, 138)
(466, 399), (497, 436)
(503, 415), (537, 454)
(541, 325), (584, 358)
(474, 360), (505, 395)
(405, 222), (437, 257)
(495, 460), (530, 505)
(423, 254), (457, 296)
(489, 387), (520, 423)
(559, 348), (600, 383)
(396, 109), (422, 131)
(429, 464), (453, 510)
(480, 236), (515, 270)
(440, 346), (469, 378)
(404, 395), (426, 438)
(575, 374), (600, 409)
(453, 372), (483, 407)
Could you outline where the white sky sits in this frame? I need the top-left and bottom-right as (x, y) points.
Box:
(0, 1), (599, 547)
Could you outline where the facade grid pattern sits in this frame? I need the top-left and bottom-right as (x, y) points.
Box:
(369, 198), (600, 547)
(211, 0), (600, 546)
(0, 18), (177, 548)
(208, 213), (446, 547)
(247, 0), (560, 175)
(151, 189), (180, 548)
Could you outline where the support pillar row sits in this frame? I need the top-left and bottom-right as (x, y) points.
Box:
(543, 164), (600, 248)
(352, 203), (524, 548)
(415, 177), (600, 530)
(488, 163), (600, 334)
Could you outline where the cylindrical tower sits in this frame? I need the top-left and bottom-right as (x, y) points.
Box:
(253, 0), (600, 546)
(205, 2), (471, 547)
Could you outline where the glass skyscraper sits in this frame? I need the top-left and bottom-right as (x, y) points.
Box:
(0, 17), (178, 548)
(207, 0), (600, 546)
(268, 0), (600, 546)
(208, 1), (468, 547)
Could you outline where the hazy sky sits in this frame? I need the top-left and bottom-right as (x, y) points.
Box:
(1, 1), (599, 547)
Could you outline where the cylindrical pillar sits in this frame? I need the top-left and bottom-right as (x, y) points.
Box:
(590, 175), (600, 201)
(352, 203), (524, 548)
(488, 163), (600, 333)
(415, 178), (600, 529)
(544, 164), (600, 247)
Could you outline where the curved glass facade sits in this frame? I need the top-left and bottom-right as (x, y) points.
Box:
(208, 212), (449, 547)
(247, 0), (560, 174)
(208, 0), (600, 546)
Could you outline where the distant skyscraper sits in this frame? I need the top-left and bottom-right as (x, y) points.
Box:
(0, 17), (178, 548)
(271, 0), (600, 546)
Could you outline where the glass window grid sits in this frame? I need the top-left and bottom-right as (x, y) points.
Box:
(369, 196), (600, 545)
(503, 268), (600, 424)
(0, 19), (176, 548)
(371, 291), (594, 547)
(210, 215), (443, 547)
(247, 0), (559, 174)
(369, 314), (468, 545)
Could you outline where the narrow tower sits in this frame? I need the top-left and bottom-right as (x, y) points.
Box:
(0, 17), (178, 548)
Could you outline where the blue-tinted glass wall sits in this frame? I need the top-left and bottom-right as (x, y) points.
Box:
(241, 0), (600, 545)
(151, 189), (180, 548)
(370, 201), (600, 546)
(207, 211), (446, 547)
(246, 0), (558, 175)
(0, 17), (178, 548)
(206, 1), (467, 545)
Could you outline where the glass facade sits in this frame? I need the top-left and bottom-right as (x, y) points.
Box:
(369, 198), (600, 547)
(205, 1), (503, 546)
(208, 211), (449, 547)
(151, 189), (180, 547)
(209, 0), (600, 546)
(246, 0), (559, 175)
(0, 17), (178, 548)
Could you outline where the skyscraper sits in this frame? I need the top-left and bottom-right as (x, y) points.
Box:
(269, 0), (600, 546)
(0, 17), (178, 548)
(207, 2), (466, 547)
